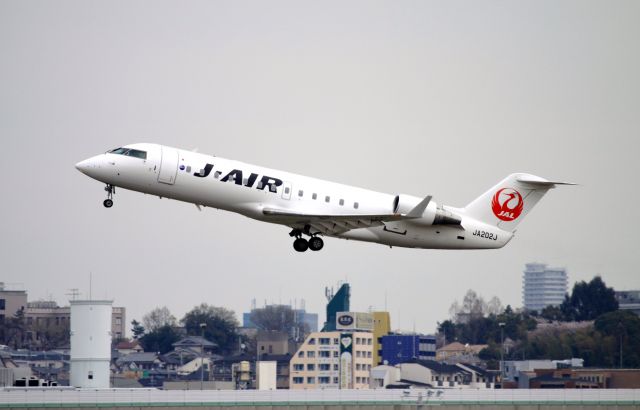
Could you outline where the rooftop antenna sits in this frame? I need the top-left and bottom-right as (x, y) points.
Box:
(66, 288), (80, 301)
(325, 287), (334, 302)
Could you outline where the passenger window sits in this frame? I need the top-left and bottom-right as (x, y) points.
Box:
(312, 193), (317, 200)
(325, 196), (330, 203)
(186, 166), (191, 173)
(339, 199), (344, 206)
(285, 187), (290, 194)
(257, 182), (264, 189)
(214, 171), (221, 179)
(243, 178), (248, 185)
(298, 190), (304, 197)
(354, 202), (359, 209)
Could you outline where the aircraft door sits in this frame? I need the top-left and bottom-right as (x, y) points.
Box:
(158, 146), (179, 184)
(282, 181), (292, 200)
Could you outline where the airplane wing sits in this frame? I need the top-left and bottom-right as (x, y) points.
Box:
(262, 195), (432, 235)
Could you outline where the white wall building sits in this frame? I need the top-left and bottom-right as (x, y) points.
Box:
(70, 300), (112, 388)
(256, 361), (277, 390)
(522, 263), (568, 312)
(289, 331), (373, 389)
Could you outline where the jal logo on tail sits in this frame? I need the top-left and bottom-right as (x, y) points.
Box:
(491, 188), (524, 221)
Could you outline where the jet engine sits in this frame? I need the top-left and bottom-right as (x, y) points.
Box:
(393, 194), (462, 226)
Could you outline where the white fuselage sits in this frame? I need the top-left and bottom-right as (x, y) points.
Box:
(76, 143), (514, 250)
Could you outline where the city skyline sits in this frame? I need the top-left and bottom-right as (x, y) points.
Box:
(1, 1), (639, 335)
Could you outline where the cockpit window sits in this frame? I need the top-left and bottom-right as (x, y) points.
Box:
(109, 147), (129, 155)
(125, 149), (147, 159)
(108, 147), (147, 160)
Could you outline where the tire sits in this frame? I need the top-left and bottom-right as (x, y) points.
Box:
(103, 199), (114, 208)
(309, 236), (324, 251)
(293, 238), (309, 252)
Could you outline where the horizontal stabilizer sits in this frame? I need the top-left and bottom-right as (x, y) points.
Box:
(516, 175), (577, 187)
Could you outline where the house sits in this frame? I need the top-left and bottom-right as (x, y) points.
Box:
(400, 360), (471, 388)
(172, 336), (217, 354)
(435, 342), (487, 364)
(115, 340), (143, 356)
(370, 365), (401, 389)
(371, 360), (495, 389)
(116, 352), (162, 371)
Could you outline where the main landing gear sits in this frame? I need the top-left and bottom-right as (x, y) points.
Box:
(103, 184), (115, 208)
(290, 228), (324, 252)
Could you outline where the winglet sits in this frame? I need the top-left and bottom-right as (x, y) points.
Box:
(406, 195), (432, 218)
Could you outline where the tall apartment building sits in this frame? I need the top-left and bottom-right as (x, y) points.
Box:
(522, 263), (568, 312)
(289, 331), (373, 389)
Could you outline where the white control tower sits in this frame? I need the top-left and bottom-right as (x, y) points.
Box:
(70, 300), (113, 388)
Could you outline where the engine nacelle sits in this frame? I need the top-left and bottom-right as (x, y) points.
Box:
(393, 194), (461, 226)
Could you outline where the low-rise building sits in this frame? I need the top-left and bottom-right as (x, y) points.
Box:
(24, 301), (126, 342)
(115, 340), (143, 356)
(371, 360), (494, 389)
(379, 334), (436, 365)
(616, 290), (640, 315)
(289, 331), (373, 389)
(436, 342), (487, 364)
(521, 368), (640, 389)
(0, 284), (27, 321)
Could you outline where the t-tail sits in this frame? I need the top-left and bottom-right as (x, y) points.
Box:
(463, 173), (575, 232)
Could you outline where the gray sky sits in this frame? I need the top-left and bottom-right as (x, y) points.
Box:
(1, 1), (639, 336)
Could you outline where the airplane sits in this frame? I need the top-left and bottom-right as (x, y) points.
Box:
(75, 143), (574, 252)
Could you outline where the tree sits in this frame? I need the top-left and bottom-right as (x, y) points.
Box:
(249, 305), (308, 337)
(486, 297), (504, 316)
(139, 325), (181, 354)
(131, 320), (145, 339)
(437, 320), (457, 344)
(31, 321), (69, 350)
(561, 276), (618, 321)
(540, 305), (565, 321)
(462, 290), (486, 320)
(449, 290), (487, 324)
(594, 310), (640, 368)
(181, 304), (239, 353)
(142, 307), (177, 332)
(1, 309), (27, 349)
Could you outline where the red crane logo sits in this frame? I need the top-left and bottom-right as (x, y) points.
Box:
(491, 188), (524, 221)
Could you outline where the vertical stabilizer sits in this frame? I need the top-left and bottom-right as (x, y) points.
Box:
(463, 173), (573, 232)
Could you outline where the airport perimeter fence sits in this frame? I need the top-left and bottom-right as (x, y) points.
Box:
(1, 388), (640, 407)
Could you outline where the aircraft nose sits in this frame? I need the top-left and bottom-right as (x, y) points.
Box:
(75, 158), (92, 174)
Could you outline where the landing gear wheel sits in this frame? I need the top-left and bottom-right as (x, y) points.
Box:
(103, 184), (115, 208)
(308, 236), (324, 251)
(293, 238), (309, 252)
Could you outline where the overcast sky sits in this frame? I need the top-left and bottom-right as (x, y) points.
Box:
(1, 1), (638, 336)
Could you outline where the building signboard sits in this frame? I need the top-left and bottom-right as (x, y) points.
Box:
(339, 333), (353, 389)
(336, 312), (373, 331)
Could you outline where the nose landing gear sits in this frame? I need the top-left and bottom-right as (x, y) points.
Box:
(290, 228), (324, 252)
(103, 184), (115, 208)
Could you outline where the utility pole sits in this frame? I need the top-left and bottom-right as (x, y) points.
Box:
(499, 322), (506, 383)
(200, 323), (207, 390)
